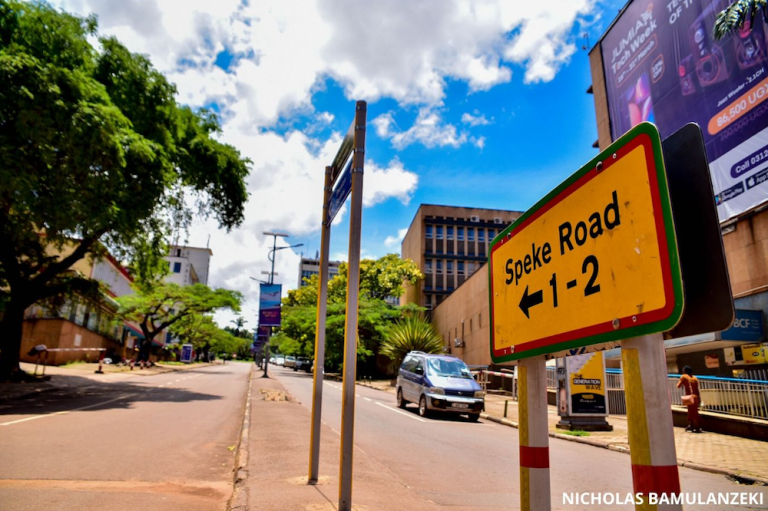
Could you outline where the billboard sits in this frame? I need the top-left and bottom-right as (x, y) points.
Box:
(259, 283), (282, 327)
(565, 353), (608, 416)
(600, 0), (768, 221)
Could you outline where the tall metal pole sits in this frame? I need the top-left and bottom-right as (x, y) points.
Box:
(622, 333), (682, 511)
(308, 166), (333, 484)
(518, 355), (551, 511)
(338, 101), (366, 511)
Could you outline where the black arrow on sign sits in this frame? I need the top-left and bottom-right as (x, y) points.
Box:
(519, 285), (543, 319)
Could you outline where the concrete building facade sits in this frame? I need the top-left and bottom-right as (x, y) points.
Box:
(401, 204), (521, 311)
(165, 245), (212, 287)
(298, 257), (341, 287)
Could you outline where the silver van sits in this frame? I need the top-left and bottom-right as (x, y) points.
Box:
(396, 351), (484, 421)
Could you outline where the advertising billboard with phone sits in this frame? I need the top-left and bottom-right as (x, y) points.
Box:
(600, 0), (768, 221)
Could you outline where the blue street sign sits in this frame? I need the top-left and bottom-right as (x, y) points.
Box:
(328, 158), (353, 222)
(722, 309), (764, 342)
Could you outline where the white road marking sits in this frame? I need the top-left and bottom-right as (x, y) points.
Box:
(0, 394), (136, 427)
(364, 397), (371, 402)
(375, 402), (426, 422)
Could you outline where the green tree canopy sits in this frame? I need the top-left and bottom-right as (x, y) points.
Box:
(118, 283), (242, 360)
(714, 0), (768, 39)
(285, 254), (423, 306)
(0, 2), (249, 379)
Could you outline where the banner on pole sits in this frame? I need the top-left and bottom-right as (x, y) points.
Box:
(259, 284), (282, 327)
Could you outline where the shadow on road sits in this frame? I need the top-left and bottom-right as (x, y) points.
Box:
(0, 374), (223, 417)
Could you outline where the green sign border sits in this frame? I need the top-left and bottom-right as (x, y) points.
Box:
(488, 122), (684, 363)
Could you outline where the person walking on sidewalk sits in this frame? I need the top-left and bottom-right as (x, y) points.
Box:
(677, 366), (702, 433)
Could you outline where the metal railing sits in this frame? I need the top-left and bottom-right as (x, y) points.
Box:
(668, 374), (768, 420)
(489, 366), (768, 420)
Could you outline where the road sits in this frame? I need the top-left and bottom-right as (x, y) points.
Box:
(271, 365), (768, 510)
(0, 363), (251, 511)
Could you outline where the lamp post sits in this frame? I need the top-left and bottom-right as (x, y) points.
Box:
(258, 232), (303, 378)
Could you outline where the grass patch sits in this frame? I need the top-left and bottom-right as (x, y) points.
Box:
(62, 361), (88, 368)
(560, 429), (590, 437)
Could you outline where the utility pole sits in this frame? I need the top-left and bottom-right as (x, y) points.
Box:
(260, 232), (303, 379)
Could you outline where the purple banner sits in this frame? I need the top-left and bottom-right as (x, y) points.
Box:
(600, 0), (768, 221)
(258, 284), (282, 327)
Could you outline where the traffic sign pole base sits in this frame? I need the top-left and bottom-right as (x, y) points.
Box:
(518, 356), (551, 511)
(556, 417), (613, 432)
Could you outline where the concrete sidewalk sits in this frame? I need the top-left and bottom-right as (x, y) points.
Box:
(235, 374), (445, 511)
(363, 380), (768, 484)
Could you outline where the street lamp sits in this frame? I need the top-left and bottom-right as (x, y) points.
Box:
(258, 232), (303, 377)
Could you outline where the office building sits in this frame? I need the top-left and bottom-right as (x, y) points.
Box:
(298, 257), (341, 287)
(401, 204), (522, 310)
(165, 245), (212, 286)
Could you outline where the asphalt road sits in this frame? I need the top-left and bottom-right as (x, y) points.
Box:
(0, 363), (251, 511)
(271, 365), (768, 511)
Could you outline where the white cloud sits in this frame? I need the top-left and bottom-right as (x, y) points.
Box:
(385, 228), (409, 247)
(462, 112), (492, 127)
(60, 0), (595, 127)
(375, 108), (468, 150)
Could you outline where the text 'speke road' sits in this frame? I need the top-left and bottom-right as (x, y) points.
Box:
(489, 123), (684, 362)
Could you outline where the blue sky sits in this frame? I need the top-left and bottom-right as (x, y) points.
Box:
(57, 0), (627, 326)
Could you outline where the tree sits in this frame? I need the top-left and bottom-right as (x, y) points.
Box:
(0, 2), (249, 379)
(714, 0), (768, 40)
(285, 254), (423, 306)
(379, 315), (444, 372)
(117, 283), (242, 362)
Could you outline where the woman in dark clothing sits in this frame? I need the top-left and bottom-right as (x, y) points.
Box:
(677, 366), (702, 432)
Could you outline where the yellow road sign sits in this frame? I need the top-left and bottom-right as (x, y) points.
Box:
(489, 123), (683, 362)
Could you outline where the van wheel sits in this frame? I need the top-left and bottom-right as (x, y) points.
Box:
(418, 395), (429, 418)
(467, 413), (480, 422)
(397, 388), (407, 409)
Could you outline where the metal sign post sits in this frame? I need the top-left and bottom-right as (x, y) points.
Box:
(622, 333), (682, 510)
(338, 101), (366, 511)
(308, 166), (333, 484)
(518, 356), (551, 511)
(304, 101), (367, 511)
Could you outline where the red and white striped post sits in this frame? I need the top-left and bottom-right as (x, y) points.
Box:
(622, 333), (682, 511)
(518, 355), (551, 511)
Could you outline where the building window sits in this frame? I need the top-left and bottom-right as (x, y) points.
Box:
(457, 261), (464, 274)
(488, 229), (495, 239)
(468, 228), (475, 241)
(426, 225), (433, 238)
(425, 259), (432, 273)
(457, 227), (464, 240)
(436, 226), (443, 239)
(447, 261), (453, 274)
(447, 226), (454, 240)
(176, 249), (182, 257)
(436, 260), (443, 273)
(173, 262), (182, 273)
(478, 229), (485, 241)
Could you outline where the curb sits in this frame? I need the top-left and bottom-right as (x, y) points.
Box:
(480, 413), (768, 486)
(228, 364), (255, 511)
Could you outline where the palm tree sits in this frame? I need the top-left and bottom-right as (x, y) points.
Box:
(714, 0), (767, 40)
(380, 315), (444, 372)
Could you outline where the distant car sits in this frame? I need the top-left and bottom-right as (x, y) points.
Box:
(396, 351), (484, 421)
(284, 356), (296, 369)
(269, 356), (276, 364)
(275, 356), (285, 366)
(294, 357), (312, 372)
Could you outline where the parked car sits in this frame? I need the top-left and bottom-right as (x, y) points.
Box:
(396, 351), (484, 421)
(269, 356), (276, 364)
(294, 357), (312, 372)
(284, 355), (296, 369)
(275, 356), (285, 366)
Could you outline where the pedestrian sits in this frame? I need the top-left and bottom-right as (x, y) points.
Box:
(677, 366), (702, 433)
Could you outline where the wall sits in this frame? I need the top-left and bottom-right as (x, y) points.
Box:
(723, 210), (768, 297)
(21, 318), (125, 366)
(431, 268), (496, 367)
(400, 207), (423, 307)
